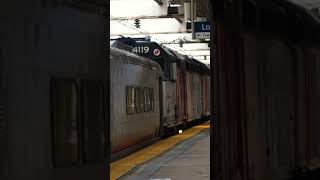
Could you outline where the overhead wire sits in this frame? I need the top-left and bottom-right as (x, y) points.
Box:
(110, 16), (209, 59)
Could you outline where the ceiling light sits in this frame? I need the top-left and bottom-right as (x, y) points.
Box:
(167, 4), (181, 7)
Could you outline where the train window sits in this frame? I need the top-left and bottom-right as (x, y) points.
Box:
(170, 63), (177, 81)
(150, 88), (154, 111)
(126, 86), (135, 114)
(81, 80), (106, 163)
(51, 79), (79, 167)
(143, 88), (151, 112)
(135, 87), (144, 113)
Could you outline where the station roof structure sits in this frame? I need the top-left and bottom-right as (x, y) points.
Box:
(110, 0), (211, 65)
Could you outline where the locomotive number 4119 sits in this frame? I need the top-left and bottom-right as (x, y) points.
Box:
(132, 46), (150, 54)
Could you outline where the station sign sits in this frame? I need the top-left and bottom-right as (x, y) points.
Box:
(194, 22), (211, 39)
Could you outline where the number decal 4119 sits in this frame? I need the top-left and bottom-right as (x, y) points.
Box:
(132, 46), (150, 54)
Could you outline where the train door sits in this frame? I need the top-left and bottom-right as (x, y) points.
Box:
(51, 79), (107, 167)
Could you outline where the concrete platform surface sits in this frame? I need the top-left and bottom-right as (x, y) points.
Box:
(119, 128), (210, 180)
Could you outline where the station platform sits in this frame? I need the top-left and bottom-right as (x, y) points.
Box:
(111, 121), (210, 180)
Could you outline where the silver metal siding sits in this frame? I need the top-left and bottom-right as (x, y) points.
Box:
(110, 49), (161, 153)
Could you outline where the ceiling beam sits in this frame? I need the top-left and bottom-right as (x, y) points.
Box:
(178, 51), (210, 56)
(110, 31), (191, 36)
(177, 48), (210, 51)
(154, 0), (164, 5)
(193, 55), (210, 57)
(111, 14), (184, 20)
(161, 40), (209, 44)
(174, 17), (183, 23)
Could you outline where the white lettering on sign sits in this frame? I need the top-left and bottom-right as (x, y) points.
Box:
(195, 32), (210, 39)
(132, 46), (150, 54)
(201, 24), (211, 31)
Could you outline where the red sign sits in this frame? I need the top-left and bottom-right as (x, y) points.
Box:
(153, 49), (161, 56)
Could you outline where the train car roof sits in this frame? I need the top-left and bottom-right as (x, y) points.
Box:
(164, 47), (210, 73)
(192, 58), (210, 74)
(111, 38), (210, 74)
(110, 47), (162, 73)
(161, 46), (178, 60)
(110, 41), (133, 52)
(166, 48), (187, 63)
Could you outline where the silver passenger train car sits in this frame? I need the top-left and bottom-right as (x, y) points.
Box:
(110, 47), (162, 159)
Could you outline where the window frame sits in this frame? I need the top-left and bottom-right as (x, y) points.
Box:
(51, 78), (80, 168)
(80, 79), (106, 163)
(150, 88), (154, 111)
(143, 87), (151, 112)
(51, 78), (108, 167)
(126, 86), (155, 114)
(135, 87), (144, 113)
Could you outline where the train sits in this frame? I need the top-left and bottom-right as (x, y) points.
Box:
(110, 47), (162, 159)
(210, 0), (320, 179)
(110, 38), (210, 159)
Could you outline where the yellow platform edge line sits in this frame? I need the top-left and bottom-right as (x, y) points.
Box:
(110, 121), (210, 180)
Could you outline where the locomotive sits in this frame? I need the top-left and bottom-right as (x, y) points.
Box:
(110, 38), (210, 159)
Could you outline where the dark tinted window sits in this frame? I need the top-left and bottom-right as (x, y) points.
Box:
(127, 86), (154, 114)
(150, 88), (154, 111)
(81, 80), (106, 163)
(135, 87), (144, 113)
(143, 88), (151, 112)
(51, 79), (79, 167)
(51, 79), (107, 166)
(126, 86), (135, 114)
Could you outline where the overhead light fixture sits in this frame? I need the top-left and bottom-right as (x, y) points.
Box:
(167, 4), (181, 7)
(167, 0), (180, 15)
(168, 5), (179, 15)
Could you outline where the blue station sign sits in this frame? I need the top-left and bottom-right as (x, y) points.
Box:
(194, 22), (211, 39)
(195, 22), (211, 32)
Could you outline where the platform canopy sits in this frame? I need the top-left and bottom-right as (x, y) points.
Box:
(110, 0), (211, 65)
